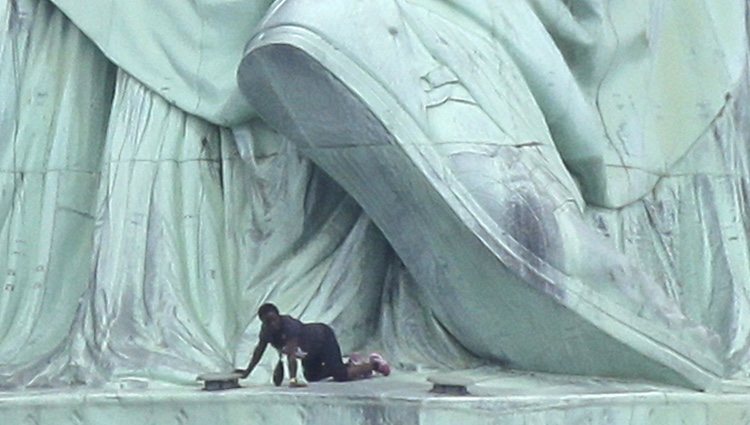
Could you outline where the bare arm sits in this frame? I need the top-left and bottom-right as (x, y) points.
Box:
(234, 340), (268, 378)
(284, 339), (306, 387)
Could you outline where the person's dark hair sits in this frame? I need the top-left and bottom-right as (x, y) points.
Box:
(258, 303), (279, 318)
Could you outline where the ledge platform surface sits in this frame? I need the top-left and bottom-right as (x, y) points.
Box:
(2, 369), (750, 425)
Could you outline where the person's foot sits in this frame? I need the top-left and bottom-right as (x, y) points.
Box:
(369, 352), (391, 376)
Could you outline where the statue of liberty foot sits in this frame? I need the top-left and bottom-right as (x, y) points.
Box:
(237, 0), (730, 390)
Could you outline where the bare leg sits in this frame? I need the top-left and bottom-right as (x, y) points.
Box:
(346, 362), (375, 380)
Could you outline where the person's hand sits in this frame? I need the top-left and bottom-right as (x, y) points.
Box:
(289, 378), (307, 388)
(233, 368), (249, 379)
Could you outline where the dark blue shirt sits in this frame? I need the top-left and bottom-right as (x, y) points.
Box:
(259, 315), (305, 351)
